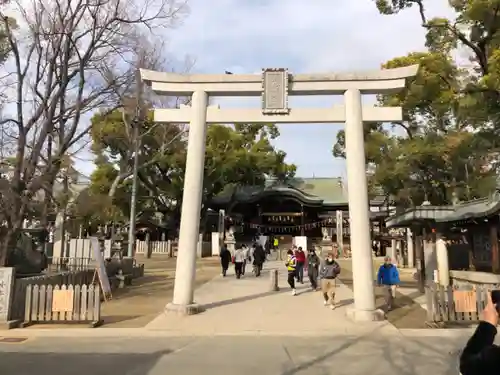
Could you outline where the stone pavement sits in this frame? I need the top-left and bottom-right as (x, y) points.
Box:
(0, 259), (488, 374)
(0, 332), (472, 374)
(145, 260), (394, 336)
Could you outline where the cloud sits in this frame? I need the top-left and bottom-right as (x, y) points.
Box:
(169, 0), (453, 73)
(157, 0), (455, 178)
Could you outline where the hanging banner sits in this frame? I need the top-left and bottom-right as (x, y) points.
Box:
(230, 218), (333, 232)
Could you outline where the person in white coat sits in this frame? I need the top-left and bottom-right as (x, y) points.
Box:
(233, 245), (246, 279)
(241, 244), (250, 276)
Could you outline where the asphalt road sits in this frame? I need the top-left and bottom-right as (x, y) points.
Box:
(0, 333), (468, 375)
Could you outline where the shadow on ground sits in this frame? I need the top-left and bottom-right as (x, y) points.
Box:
(278, 325), (460, 375)
(336, 260), (428, 329)
(203, 288), (290, 309)
(0, 351), (171, 375)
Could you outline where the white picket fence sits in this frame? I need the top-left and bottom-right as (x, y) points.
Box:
(52, 238), (212, 259)
(135, 240), (175, 255)
(52, 238), (164, 259)
(23, 284), (102, 327)
(52, 239), (112, 260)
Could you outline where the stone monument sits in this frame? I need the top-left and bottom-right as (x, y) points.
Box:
(0, 267), (15, 327)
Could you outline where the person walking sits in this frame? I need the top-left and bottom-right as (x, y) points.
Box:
(285, 249), (297, 296)
(241, 244), (249, 276)
(219, 244), (231, 277)
(233, 245), (246, 279)
(377, 256), (400, 311)
(295, 246), (306, 283)
(264, 239), (271, 257)
(319, 253), (341, 309)
(252, 244), (266, 277)
(307, 248), (320, 290)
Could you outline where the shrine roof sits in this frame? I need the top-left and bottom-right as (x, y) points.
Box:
(289, 177), (347, 205)
(385, 194), (500, 228)
(439, 197), (500, 223)
(209, 177), (348, 207)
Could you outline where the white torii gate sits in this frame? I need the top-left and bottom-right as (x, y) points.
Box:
(141, 65), (419, 321)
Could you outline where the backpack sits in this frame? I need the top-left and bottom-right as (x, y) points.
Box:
(333, 261), (341, 276)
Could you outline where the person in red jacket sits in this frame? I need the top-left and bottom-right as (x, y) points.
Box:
(294, 246), (306, 284)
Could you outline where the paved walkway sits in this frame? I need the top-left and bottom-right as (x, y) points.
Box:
(145, 261), (396, 336)
(93, 255), (220, 328)
(0, 333), (468, 375)
(0, 260), (483, 374)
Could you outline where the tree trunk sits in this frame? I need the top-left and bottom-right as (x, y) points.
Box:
(108, 174), (123, 198)
(0, 227), (18, 266)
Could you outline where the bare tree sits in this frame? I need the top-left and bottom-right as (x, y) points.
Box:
(95, 37), (193, 199)
(0, 0), (188, 265)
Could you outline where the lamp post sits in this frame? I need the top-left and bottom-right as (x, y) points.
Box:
(127, 115), (140, 258)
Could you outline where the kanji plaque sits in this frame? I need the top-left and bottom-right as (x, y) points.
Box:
(52, 290), (74, 312)
(261, 68), (290, 115)
(453, 290), (477, 313)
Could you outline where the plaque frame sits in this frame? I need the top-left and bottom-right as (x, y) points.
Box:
(261, 68), (290, 115)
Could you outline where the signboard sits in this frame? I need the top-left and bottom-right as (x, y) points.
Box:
(90, 237), (112, 299)
(453, 290), (477, 313)
(261, 68), (290, 114)
(52, 290), (74, 312)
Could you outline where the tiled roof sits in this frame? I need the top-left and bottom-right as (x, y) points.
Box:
(385, 193), (500, 228)
(287, 177), (347, 205)
(211, 177), (348, 206)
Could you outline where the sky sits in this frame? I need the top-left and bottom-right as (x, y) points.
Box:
(77, 0), (454, 179)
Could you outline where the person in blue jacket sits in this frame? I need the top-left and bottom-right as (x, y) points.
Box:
(377, 256), (400, 311)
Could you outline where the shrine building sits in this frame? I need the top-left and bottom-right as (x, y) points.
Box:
(206, 177), (390, 248)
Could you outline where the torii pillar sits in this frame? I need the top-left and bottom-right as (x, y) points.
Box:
(141, 65), (419, 320)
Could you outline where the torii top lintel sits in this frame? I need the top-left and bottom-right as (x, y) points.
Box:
(140, 65), (419, 97)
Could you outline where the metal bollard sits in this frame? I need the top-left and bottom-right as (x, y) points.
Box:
(269, 269), (280, 291)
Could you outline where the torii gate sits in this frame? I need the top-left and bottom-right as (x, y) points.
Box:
(141, 65), (419, 321)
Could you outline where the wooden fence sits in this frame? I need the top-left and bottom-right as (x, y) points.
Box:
(53, 238), (178, 257)
(134, 240), (211, 258)
(53, 239), (113, 259)
(10, 269), (95, 321)
(23, 284), (102, 327)
(135, 240), (175, 255)
(48, 257), (94, 272)
(425, 282), (490, 327)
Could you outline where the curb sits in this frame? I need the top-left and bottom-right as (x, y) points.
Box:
(1, 325), (396, 339)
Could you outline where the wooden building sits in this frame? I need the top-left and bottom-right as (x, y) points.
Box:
(386, 195), (500, 291)
(207, 177), (390, 248)
(207, 178), (347, 243)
